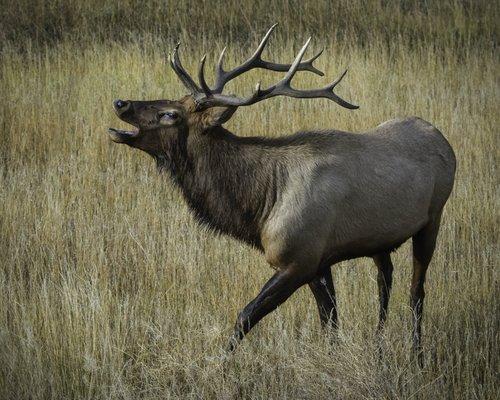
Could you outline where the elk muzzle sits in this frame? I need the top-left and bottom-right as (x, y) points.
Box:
(109, 99), (139, 143)
(114, 99), (131, 114)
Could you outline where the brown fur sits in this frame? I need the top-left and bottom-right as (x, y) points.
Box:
(109, 95), (456, 360)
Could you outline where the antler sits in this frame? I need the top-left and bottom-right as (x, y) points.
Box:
(210, 23), (324, 94)
(169, 25), (358, 110)
(170, 42), (202, 95)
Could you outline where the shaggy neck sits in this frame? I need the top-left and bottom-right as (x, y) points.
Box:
(155, 127), (284, 248)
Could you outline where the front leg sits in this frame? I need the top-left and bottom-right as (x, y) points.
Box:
(228, 265), (313, 351)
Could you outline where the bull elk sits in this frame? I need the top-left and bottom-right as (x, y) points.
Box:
(108, 25), (456, 363)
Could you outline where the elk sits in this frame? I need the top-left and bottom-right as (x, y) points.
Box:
(108, 25), (456, 363)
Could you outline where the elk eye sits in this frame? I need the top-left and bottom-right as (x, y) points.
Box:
(159, 111), (177, 120)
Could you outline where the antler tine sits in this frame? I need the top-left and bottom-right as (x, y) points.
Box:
(321, 69), (359, 109)
(258, 48), (325, 78)
(215, 47), (227, 78)
(329, 69), (348, 89)
(169, 42), (202, 95)
(213, 24), (277, 93)
(212, 24), (324, 93)
(250, 23), (279, 63)
(281, 38), (312, 85)
(198, 55), (213, 96)
(304, 49), (324, 75)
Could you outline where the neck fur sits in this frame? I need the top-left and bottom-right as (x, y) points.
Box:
(154, 127), (285, 249)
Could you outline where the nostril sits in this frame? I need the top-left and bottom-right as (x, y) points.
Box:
(114, 99), (128, 109)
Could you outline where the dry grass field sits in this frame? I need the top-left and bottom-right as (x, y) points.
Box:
(0, 1), (498, 399)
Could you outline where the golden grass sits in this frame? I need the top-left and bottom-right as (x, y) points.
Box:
(0, 1), (498, 399)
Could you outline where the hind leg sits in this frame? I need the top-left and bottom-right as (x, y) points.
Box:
(373, 252), (394, 333)
(308, 267), (337, 329)
(411, 213), (442, 366)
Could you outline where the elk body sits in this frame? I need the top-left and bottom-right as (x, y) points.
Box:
(108, 25), (456, 362)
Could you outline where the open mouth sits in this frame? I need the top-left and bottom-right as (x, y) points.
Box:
(108, 127), (139, 143)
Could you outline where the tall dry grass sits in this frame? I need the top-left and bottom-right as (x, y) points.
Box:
(0, 1), (498, 399)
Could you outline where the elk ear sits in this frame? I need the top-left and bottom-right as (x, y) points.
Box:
(203, 106), (237, 127)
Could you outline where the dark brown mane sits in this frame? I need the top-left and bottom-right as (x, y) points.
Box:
(154, 125), (288, 249)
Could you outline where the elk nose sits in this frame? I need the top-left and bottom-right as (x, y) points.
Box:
(113, 99), (130, 113)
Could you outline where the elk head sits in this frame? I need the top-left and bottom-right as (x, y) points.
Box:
(108, 24), (358, 155)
